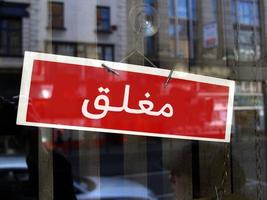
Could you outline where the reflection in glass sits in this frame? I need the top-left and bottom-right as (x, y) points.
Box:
(0, 0), (267, 200)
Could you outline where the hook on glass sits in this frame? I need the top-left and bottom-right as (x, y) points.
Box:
(164, 67), (175, 88)
(101, 63), (119, 76)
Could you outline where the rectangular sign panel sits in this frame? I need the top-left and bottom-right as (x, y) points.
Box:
(17, 52), (235, 142)
(203, 22), (218, 49)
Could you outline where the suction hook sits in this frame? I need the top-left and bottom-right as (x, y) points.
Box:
(129, 3), (160, 37)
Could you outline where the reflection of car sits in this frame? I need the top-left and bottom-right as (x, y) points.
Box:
(240, 178), (267, 199)
(0, 156), (157, 200)
(74, 176), (157, 200)
(0, 156), (29, 183)
(0, 156), (31, 199)
(0, 156), (29, 182)
(243, 178), (267, 191)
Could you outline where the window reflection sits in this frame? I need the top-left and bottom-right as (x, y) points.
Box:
(0, 18), (22, 56)
(97, 45), (114, 61)
(48, 2), (64, 29)
(97, 6), (111, 32)
(52, 42), (77, 57)
(0, 0), (267, 200)
(236, 0), (259, 26)
(234, 0), (261, 61)
(167, 0), (196, 59)
(237, 30), (260, 61)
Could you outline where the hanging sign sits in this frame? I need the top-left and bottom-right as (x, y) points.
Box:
(203, 22), (218, 48)
(17, 52), (235, 142)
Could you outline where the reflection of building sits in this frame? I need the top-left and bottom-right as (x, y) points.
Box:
(0, 0), (127, 97)
(234, 81), (264, 135)
(1, 0), (267, 199)
(145, 0), (263, 78)
(140, 1), (267, 199)
(0, 0), (38, 97)
(96, 0), (128, 61)
(39, 0), (127, 61)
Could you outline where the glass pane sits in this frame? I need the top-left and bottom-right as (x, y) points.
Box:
(0, 31), (8, 54)
(168, 0), (175, 17)
(53, 43), (76, 56)
(97, 46), (103, 59)
(102, 21), (110, 31)
(101, 8), (110, 19)
(50, 2), (63, 28)
(176, 0), (188, 18)
(8, 20), (21, 30)
(0, 18), (21, 56)
(97, 7), (110, 31)
(104, 46), (113, 61)
(9, 32), (21, 55)
(0, 1), (267, 200)
(168, 23), (175, 37)
(237, 0), (259, 25)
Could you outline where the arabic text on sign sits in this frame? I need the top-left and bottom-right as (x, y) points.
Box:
(81, 84), (174, 119)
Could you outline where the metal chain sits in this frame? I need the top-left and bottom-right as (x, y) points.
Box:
(253, 0), (259, 66)
(217, 144), (230, 200)
(214, 1), (233, 198)
(255, 119), (263, 200)
(230, 0), (240, 80)
(220, 1), (263, 200)
(252, 0), (263, 199)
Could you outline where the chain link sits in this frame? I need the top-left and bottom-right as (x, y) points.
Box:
(216, 144), (230, 200)
(229, 0), (240, 80)
(214, 1), (234, 198)
(255, 126), (263, 200)
(252, 0), (263, 199)
(219, 1), (262, 200)
(255, 109), (263, 200)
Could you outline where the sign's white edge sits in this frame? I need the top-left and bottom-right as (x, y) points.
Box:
(17, 121), (230, 143)
(17, 51), (35, 129)
(17, 51), (235, 143)
(225, 81), (235, 142)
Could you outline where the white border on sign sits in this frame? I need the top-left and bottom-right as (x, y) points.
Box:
(17, 51), (235, 143)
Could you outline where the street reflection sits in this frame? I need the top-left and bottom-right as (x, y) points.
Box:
(0, 0), (267, 199)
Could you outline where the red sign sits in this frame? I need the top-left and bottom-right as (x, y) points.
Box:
(17, 52), (235, 142)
